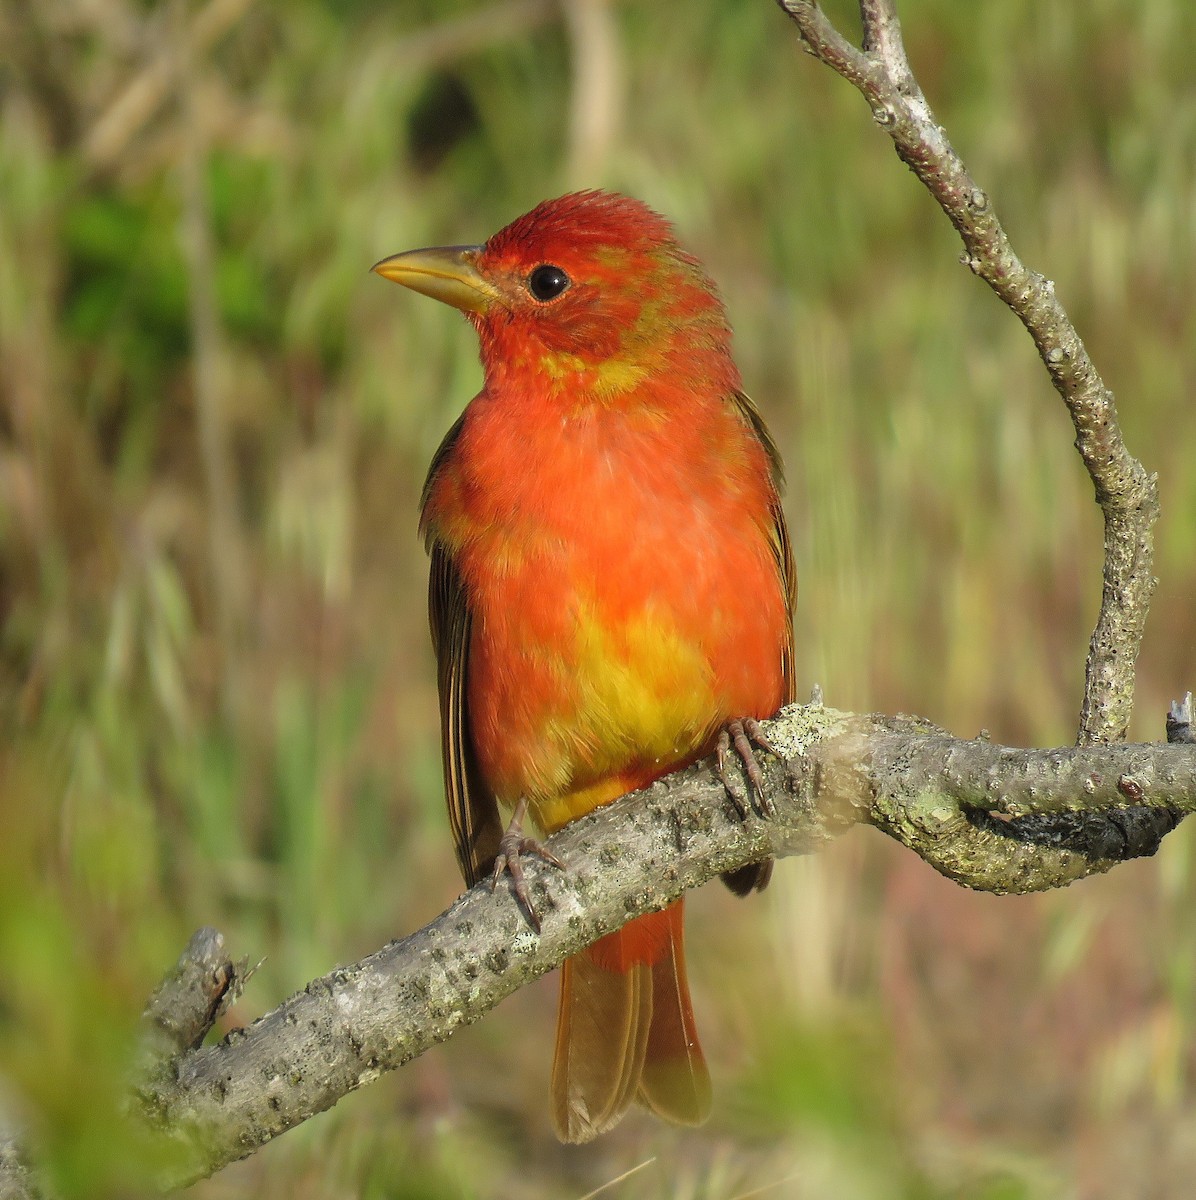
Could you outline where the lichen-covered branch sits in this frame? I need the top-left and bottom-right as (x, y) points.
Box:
(775, 0), (1159, 746)
(855, 726), (1183, 890)
(137, 927), (242, 1077)
(135, 703), (1195, 1186)
(0, 1132), (41, 1200)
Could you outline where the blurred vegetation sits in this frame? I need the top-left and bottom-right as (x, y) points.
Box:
(1, 0), (1195, 1196)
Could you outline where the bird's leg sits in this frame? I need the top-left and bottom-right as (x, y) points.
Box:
(716, 717), (782, 818)
(491, 797), (566, 932)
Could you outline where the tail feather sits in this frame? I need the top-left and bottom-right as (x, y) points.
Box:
(638, 924), (711, 1124)
(551, 956), (650, 1142)
(550, 901), (710, 1143)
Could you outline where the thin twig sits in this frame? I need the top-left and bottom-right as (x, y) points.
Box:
(574, 1156), (656, 1200)
(775, 0), (1159, 746)
(1167, 693), (1195, 745)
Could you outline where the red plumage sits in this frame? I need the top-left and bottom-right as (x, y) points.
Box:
(376, 191), (796, 1142)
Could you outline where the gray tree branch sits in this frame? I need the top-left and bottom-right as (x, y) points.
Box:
(775, 0), (1159, 746)
(0, 1130), (42, 1200)
(136, 927), (242, 1077)
(132, 703), (1195, 1187)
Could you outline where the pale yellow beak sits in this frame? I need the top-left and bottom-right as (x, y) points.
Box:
(371, 244), (499, 314)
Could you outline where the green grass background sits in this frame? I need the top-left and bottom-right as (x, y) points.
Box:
(2, 0), (1196, 1196)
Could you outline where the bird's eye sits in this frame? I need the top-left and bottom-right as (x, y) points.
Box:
(527, 264), (570, 302)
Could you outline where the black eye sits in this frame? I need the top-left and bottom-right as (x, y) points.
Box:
(527, 264), (570, 302)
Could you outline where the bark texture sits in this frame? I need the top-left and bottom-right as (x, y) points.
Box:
(775, 0), (1159, 746)
(135, 704), (1193, 1186)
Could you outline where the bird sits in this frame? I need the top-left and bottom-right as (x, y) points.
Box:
(373, 191), (795, 1143)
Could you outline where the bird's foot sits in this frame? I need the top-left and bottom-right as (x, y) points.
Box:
(716, 717), (782, 819)
(491, 797), (565, 932)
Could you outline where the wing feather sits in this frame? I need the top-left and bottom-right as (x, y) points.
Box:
(424, 411), (504, 888)
(731, 388), (797, 701)
(428, 541), (504, 886)
(720, 392), (796, 897)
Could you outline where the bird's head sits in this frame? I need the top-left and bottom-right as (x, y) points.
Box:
(373, 191), (738, 398)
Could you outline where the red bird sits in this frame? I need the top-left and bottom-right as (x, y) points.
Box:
(374, 192), (795, 1142)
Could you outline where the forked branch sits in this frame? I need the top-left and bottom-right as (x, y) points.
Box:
(775, 0), (1159, 745)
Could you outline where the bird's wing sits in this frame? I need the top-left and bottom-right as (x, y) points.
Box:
(731, 389), (797, 704)
(428, 539), (506, 887)
(718, 392), (797, 898)
(423, 410), (505, 887)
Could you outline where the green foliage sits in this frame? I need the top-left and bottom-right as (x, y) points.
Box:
(2, 0), (1196, 1196)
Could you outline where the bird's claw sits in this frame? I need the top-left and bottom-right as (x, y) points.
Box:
(491, 797), (565, 932)
(716, 717), (780, 818)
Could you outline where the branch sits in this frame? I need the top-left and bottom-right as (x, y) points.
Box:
(136, 927), (243, 1076)
(134, 703), (1195, 1186)
(0, 1131), (41, 1200)
(775, 0), (1159, 746)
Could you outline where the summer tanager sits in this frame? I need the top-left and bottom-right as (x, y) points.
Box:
(374, 191), (795, 1142)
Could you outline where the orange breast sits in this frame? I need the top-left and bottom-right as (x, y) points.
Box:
(425, 381), (790, 831)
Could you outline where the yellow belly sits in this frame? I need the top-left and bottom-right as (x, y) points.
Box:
(476, 597), (720, 835)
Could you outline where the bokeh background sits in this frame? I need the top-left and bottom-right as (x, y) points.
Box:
(3, 0), (1196, 1196)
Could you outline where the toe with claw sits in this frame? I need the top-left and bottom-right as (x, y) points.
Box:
(491, 797), (566, 932)
(716, 717), (783, 818)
